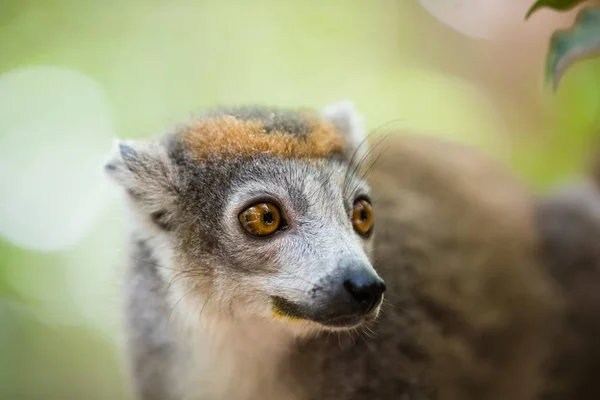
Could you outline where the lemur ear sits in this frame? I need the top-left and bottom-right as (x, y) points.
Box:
(321, 100), (368, 161)
(104, 139), (178, 230)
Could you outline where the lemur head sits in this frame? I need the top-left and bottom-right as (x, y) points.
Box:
(105, 101), (385, 332)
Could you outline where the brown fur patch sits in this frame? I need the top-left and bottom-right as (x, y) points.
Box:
(367, 134), (561, 400)
(182, 115), (345, 160)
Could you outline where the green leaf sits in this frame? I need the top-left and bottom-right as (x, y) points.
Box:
(526, 0), (587, 19)
(546, 7), (600, 90)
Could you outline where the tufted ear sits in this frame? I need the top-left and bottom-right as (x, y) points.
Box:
(104, 138), (178, 231)
(321, 100), (368, 161)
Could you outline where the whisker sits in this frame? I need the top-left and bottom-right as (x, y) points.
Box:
(199, 290), (215, 324)
(360, 143), (390, 181)
(129, 255), (186, 273)
(344, 132), (391, 196)
(167, 286), (199, 327)
(346, 330), (356, 346)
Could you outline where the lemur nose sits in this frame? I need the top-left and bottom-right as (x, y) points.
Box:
(343, 270), (386, 314)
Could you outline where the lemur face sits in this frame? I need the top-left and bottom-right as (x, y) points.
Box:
(106, 102), (385, 331)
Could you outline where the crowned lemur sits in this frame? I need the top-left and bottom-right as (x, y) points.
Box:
(105, 101), (600, 400)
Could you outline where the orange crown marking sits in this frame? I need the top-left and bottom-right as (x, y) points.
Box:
(182, 115), (345, 160)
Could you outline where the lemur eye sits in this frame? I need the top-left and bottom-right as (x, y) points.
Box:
(352, 199), (374, 237)
(239, 202), (283, 237)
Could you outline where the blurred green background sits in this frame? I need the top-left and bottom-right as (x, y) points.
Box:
(1, 1), (599, 398)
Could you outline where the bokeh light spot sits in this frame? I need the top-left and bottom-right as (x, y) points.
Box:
(416, 0), (574, 41)
(0, 66), (115, 251)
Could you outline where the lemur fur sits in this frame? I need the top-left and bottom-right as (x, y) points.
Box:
(105, 102), (600, 400)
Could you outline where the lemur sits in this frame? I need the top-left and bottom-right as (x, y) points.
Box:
(105, 101), (600, 400)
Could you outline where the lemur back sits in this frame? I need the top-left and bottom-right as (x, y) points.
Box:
(105, 103), (600, 400)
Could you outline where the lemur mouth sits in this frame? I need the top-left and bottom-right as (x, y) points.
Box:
(270, 296), (378, 329)
(271, 296), (310, 321)
(317, 314), (368, 328)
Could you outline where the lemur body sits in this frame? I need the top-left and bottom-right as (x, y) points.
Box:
(106, 103), (600, 400)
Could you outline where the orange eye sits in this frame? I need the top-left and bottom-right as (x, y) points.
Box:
(239, 202), (282, 237)
(352, 199), (374, 236)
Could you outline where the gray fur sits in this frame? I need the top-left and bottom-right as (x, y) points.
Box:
(536, 181), (600, 399)
(124, 238), (178, 400)
(106, 105), (600, 400)
(202, 106), (313, 137)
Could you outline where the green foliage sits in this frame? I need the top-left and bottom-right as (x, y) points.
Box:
(526, 1), (600, 90)
(546, 8), (600, 90)
(525, 0), (587, 19)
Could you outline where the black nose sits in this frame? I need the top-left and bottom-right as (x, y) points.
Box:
(343, 270), (386, 314)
